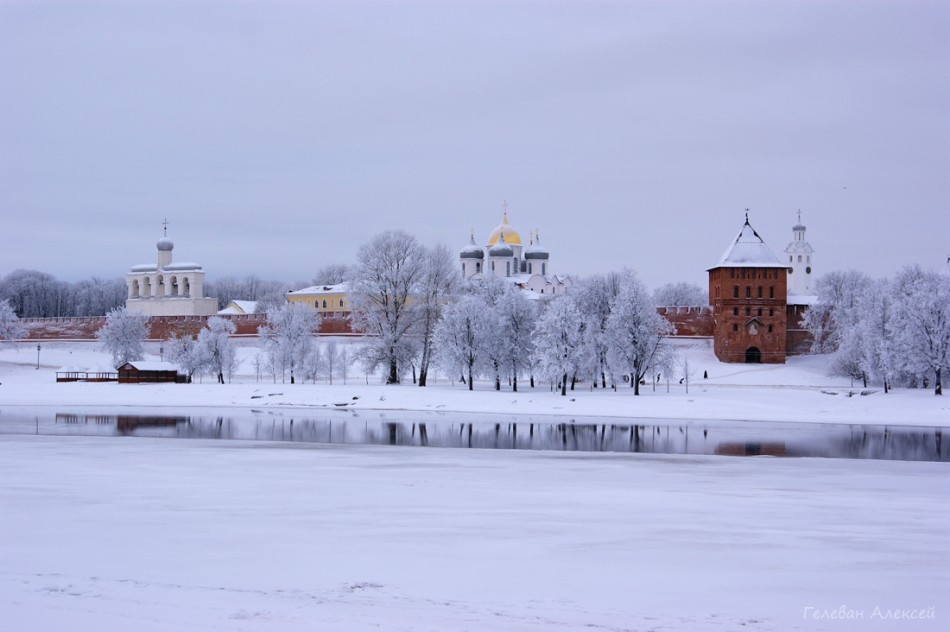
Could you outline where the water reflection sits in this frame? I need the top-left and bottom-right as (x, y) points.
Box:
(0, 410), (934, 462)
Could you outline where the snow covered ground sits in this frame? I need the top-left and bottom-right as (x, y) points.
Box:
(1, 338), (948, 427)
(1, 436), (946, 631)
(1, 339), (947, 630)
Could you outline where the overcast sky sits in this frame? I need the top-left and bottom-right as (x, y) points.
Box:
(1, 0), (948, 290)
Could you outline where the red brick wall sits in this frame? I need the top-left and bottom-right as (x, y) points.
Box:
(20, 313), (354, 340)
(656, 307), (714, 336)
(785, 304), (814, 356)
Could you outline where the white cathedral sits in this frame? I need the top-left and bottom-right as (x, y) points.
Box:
(125, 227), (218, 316)
(459, 207), (571, 296)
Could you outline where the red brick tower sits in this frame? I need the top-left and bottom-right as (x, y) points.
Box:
(708, 215), (788, 363)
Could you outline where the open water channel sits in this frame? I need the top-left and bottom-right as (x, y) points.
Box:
(0, 406), (946, 462)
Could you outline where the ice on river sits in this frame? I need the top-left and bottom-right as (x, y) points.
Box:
(1, 435), (947, 631)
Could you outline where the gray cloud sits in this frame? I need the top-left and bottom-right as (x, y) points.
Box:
(1, 0), (947, 290)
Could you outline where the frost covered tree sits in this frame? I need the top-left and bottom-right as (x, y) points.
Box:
(605, 272), (674, 396)
(207, 275), (289, 311)
(803, 270), (871, 353)
(349, 230), (425, 384)
(71, 277), (127, 316)
(197, 317), (237, 384)
(434, 294), (497, 390)
(167, 334), (208, 382)
(653, 282), (707, 307)
(0, 299), (26, 343)
(892, 266), (950, 395)
(574, 273), (623, 389)
(258, 302), (320, 384)
(495, 288), (537, 392)
(0, 269), (72, 317)
(96, 307), (149, 367)
(859, 279), (901, 393)
(311, 263), (353, 286)
(302, 346), (326, 384)
(829, 326), (870, 387)
(416, 244), (458, 387)
(532, 295), (586, 396)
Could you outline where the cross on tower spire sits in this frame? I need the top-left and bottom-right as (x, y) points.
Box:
(162, 218), (169, 236)
(797, 209), (802, 224)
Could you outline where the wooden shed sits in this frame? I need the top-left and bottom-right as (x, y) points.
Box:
(117, 361), (186, 384)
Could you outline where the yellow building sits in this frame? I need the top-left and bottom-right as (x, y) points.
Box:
(286, 282), (350, 317)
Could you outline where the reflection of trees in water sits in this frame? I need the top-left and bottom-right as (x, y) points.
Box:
(46, 412), (949, 462)
(827, 427), (946, 461)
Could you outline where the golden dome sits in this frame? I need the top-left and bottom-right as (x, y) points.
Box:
(486, 210), (522, 246)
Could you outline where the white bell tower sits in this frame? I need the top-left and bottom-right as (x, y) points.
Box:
(784, 211), (815, 297)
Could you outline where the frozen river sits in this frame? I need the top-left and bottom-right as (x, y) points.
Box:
(1, 406), (946, 461)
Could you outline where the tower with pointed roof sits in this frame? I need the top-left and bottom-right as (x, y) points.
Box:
(708, 214), (788, 363)
(785, 211), (815, 298)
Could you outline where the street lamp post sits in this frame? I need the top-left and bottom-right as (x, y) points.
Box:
(36, 344), (41, 370)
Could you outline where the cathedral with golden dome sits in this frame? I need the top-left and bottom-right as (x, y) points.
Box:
(459, 205), (571, 296)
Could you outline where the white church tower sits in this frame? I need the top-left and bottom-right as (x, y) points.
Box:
(126, 222), (218, 316)
(785, 211), (815, 298)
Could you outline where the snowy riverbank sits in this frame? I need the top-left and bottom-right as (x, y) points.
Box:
(2, 339), (948, 427)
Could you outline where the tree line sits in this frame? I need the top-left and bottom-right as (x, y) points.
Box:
(804, 267), (950, 395)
